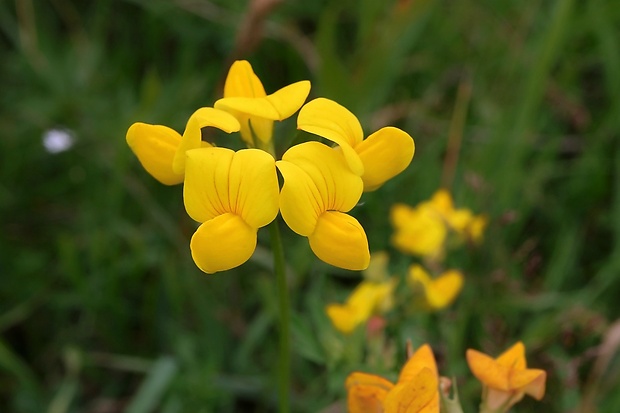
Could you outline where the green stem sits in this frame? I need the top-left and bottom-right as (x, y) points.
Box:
(269, 219), (290, 413)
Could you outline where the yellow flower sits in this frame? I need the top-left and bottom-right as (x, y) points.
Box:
(183, 147), (279, 273)
(297, 97), (415, 191)
(326, 278), (395, 334)
(126, 107), (240, 185)
(430, 189), (487, 244)
(276, 141), (370, 270)
(390, 202), (448, 259)
(346, 344), (439, 413)
(390, 189), (486, 259)
(214, 60), (311, 149)
(466, 342), (546, 413)
(408, 265), (463, 310)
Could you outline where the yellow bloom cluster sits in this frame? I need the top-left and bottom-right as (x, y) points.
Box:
(391, 189), (486, 260)
(346, 342), (546, 413)
(325, 252), (464, 335)
(126, 61), (415, 274)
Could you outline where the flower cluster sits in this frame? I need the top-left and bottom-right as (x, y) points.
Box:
(391, 189), (486, 260)
(346, 341), (546, 413)
(126, 60), (415, 273)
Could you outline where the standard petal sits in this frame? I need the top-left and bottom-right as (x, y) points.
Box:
(226, 149), (279, 228)
(297, 98), (365, 175)
(466, 349), (511, 391)
(345, 372), (394, 413)
(223, 60), (267, 98)
(496, 342), (527, 370)
(126, 123), (184, 185)
(215, 81), (311, 121)
(183, 147), (235, 223)
(308, 211), (370, 270)
(326, 304), (361, 334)
(190, 213), (257, 274)
(383, 367), (439, 413)
(398, 344), (438, 384)
(355, 126), (415, 191)
(172, 107), (240, 174)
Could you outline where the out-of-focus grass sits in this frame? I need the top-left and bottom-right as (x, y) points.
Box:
(1, 0), (619, 412)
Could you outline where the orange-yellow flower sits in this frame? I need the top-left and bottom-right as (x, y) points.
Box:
(297, 97), (415, 191)
(466, 342), (546, 412)
(346, 344), (439, 413)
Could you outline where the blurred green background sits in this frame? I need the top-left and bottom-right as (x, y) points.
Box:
(2, 0), (620, 412)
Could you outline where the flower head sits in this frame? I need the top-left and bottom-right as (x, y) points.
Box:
(391, 189), (486, 259)
(126, 107), (240, 185)
(408, 265), (463, 311)
(346, 344), (439, 413)
(326, 279), (395, 334)
(466, 342), (546, 412)
(276, 141), (370, 270)
(297, 97), (415, 191)
(183, 147), (279, 273)
(215, 60), (311, 149)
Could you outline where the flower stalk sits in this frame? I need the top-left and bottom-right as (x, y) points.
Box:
(269, 219), (290, 413)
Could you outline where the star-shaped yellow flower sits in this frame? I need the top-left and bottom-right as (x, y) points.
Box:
(183, 147), (279, 273)
(297, 97), (415, 191)
(466, 342), (546, 412)
(276, 141), (370, 270)
(214, 60), (311, 150)
(126, 107), (240, 185)
(346, 344), (439, 413)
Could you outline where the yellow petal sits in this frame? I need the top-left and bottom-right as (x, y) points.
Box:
(223, 60), (267, 98)
(126, 123), (184, 185)
(496, 342), (526, 370)
(297, 98), (365, 175)
(217, 80), (310, 119)
(277, 141), (363, 235)
(429, 189), (454, 216)
(510, 368), (546, 398)
(466, 349), (511, 391)
(225, 149), (279, 228)
(522, 370), (546, 400)
(424, 270), (464, 310)
(276, 159), (322, 236)
(391, 204), (447, 258)
(190, 213), (257, 274)
(398, 344), (438, 384)
(183, 147), (279, 228)
(346, 372), (394, 413)
(384, 367), (439, 413)
(308, 211), (370, 270)
(183, 147), (235, 223)
(172, 107), (240, 174)
(355, 126), (415, 191)
(348, 280), (395, 315)
(325, 304), (362, 334)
